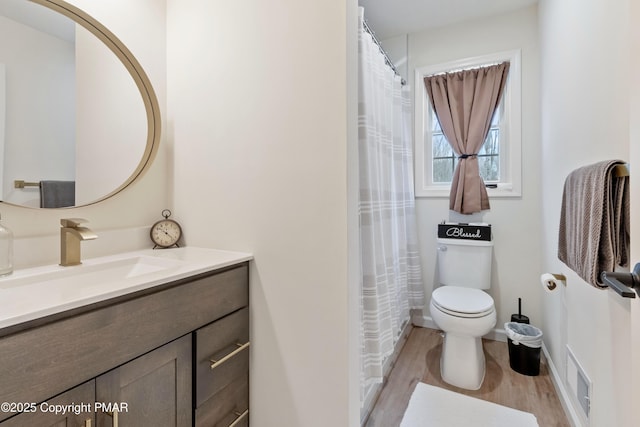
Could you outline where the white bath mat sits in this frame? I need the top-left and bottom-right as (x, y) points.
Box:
(400, 383), (539, 427)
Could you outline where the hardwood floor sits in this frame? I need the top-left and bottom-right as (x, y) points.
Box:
(365, 326), (570, 427)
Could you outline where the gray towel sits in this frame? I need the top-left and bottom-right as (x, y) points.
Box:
(40, 180), (75, 208)
(558, 160), (629, 288)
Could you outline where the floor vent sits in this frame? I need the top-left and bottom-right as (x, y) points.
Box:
(566, 345), (591, 421)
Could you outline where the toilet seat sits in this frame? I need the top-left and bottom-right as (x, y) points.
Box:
(432, 286), (495, 318)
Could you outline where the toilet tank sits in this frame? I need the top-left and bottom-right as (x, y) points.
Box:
(437, 238), (493, 289)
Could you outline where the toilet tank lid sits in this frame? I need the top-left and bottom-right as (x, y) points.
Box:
(437, 237), (493, 247)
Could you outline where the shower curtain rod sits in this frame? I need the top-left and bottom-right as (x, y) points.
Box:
(362, 19), (406, 85)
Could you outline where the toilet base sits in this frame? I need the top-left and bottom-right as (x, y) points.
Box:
(440, 333), (486, 390)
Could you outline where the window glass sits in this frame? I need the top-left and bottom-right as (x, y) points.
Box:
(431, 102), (501, 184)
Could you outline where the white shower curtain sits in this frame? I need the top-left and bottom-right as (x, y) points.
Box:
(358, 9), (424, 401)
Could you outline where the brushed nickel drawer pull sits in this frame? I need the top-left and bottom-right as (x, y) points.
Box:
(106, 410), (119, 427)
(228, 409), (249, 427)
(210, 341), (250, 370)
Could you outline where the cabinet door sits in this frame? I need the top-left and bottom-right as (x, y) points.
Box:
(0, 380), (94, 427)
(95, 335), (191, 427)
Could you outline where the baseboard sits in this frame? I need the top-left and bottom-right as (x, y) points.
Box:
(413, 313), (437, 330)
(486, 328), (507, 342)
(417, 314), (508, 342)
(541, 344), (582, 427)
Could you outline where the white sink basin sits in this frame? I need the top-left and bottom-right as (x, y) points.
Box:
(0, 255), (184, 290)
(0, 255), (182, 290)
(0, 247), (252, 330)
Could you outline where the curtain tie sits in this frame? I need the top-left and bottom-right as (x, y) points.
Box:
(458, 153), (478, 159)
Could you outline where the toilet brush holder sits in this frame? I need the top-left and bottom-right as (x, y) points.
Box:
(510, 298), (529, 324)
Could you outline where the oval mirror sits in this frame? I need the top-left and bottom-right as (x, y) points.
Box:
(0, 0), (160, 208)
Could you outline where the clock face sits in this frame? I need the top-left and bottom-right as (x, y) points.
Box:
(151, 219), (182, 248)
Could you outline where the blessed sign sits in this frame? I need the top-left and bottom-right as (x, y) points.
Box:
(437, 223), (492, 241)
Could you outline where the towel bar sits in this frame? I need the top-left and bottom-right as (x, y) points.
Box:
(14, 180), (40, 189)
(600, 263), (640, 298)
(613, 163), (629, 177)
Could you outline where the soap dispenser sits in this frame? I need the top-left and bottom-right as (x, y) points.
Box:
(0, 213), (13, 276)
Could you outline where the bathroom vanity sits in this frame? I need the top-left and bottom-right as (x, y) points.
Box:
(0, 247), (251, 427)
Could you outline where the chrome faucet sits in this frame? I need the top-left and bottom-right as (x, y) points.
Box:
(60, 218), (98, 266)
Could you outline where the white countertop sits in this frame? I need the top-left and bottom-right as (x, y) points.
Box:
(0, 247), (252, 330)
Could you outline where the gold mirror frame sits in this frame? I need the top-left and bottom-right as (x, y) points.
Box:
(14, 0), (161, 208)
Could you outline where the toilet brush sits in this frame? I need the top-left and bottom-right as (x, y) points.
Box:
(510, 298), (530, 324)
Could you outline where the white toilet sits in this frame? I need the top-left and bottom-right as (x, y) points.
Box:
(430, 237), (496, 390)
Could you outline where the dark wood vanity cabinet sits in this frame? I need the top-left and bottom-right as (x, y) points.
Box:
(0, 262), (249, 427)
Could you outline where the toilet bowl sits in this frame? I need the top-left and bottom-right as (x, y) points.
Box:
(430, 285), (496, 390)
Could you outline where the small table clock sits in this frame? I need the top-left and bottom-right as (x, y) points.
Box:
(150, 209), (182, 249)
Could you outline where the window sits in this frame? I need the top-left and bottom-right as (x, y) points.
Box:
(414, 50), (521, 198)
(430, 102), (502, 184)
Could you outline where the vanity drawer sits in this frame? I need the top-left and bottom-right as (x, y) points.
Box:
(194, 374), (249, 427)
(195, 307), (249, 408)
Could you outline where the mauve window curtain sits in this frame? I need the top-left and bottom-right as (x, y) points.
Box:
(424, 61), (510, 214)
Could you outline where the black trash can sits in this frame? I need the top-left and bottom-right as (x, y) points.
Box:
(505, 322), (543, 376)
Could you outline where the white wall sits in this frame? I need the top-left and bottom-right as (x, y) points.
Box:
(0, 64), (4, 195)
(408, 6), (542, 334)
(167, 1), (358, 426)
(628, 1), (640, 426)
(75, 25), (147, 206)
(2, 0), (168, 266)
(539, 0), (631, 425)
(380, 34), (408, 83)
(630, 3), (640, 426)
(0, 13), (75, 207)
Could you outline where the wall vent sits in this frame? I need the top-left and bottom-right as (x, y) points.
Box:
(567, 345), (591, 422)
